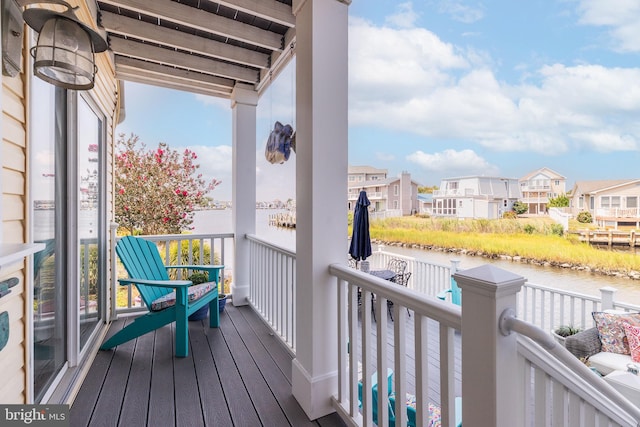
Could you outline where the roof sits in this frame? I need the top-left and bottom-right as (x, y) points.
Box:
(572, 179), (640, 195)
(519, 167), (566, 181)
(348, 165), (388, 175)
(96, 0), (295, 98)
(417, 194), (433, 203)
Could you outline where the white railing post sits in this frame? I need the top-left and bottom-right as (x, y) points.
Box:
(600, 286), (617, 311)
(450, 259), (460, 274)
(454, 264), (526, 427)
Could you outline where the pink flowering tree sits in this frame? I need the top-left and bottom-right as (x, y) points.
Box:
(115, 133), (220, 235)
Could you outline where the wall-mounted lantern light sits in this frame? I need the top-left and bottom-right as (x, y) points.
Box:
(22, 1), (108, 90)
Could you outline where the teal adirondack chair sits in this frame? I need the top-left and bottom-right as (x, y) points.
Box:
(436, 276), (461, 306)
(100, 236), (224, 357)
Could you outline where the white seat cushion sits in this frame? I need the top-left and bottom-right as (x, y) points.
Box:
(590, 352), (633, 376)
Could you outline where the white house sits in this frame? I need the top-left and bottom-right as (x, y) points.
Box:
(432, 176), (522, 219)
(571, 179), (640, 228)
(518, 167), (567, 214)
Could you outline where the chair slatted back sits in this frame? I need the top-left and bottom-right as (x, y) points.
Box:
(116, 236), (173, 307)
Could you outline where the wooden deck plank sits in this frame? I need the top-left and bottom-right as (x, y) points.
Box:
(117, 327), (154, 426)
(89, 320), (137, 427)
(69, 319), (124, 427)
(188, 319), (234, 426)
(207, 313), (262, 426)
(228, 305), (317, 427)
(147, 322), (176, 426)
(219, 306), (291, 426)
(240, 303), (295, 381)
(173, 327), (204, 427)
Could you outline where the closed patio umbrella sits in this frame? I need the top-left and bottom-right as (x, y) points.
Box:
(349, 190), (372, 266)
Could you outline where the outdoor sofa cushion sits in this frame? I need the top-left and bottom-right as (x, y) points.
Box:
(565, 326), (635, 375)
(592, 311), (640, 354)
(150, 282), (216, 311)
(623, 323), (640, 363)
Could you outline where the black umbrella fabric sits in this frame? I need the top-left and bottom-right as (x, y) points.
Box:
(349, 190), (372, 262)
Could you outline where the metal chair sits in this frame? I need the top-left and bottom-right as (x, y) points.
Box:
(387, 258), (407, 277)
(388, 272), (412, 321)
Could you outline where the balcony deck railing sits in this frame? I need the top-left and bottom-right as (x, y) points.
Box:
(328, 264), (640, 426)
(246, 234), (296, 352)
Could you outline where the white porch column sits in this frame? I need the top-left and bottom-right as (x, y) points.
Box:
(230, 83), (258, 306)
(454, 265), (526, 427)
(291, 0), (350, 419)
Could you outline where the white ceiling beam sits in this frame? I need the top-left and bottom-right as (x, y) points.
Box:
(102, 11), (270, 69)
(100, 0), (283, 51)
(110, 37), (259, 83)
(115, 56), (236, 89)
(208, 0), (295, 27)
(117, 72), (233, 98)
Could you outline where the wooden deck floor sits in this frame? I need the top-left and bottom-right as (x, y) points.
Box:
(70, 302), (346, 427)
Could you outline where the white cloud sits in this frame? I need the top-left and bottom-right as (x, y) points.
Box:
(189, 145), (233, 199)
(348, 16), (640, 155)
(577, 0), (640, 52)
(438, 0), (485, 24)
(407, 149), (499, 175)
(385, 2), (420, 29)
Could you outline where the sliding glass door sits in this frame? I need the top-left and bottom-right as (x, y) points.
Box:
(30, 84), (107, 401)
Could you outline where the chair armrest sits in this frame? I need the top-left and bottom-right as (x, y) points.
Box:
(117, 278), (192, 288)
(165, 265), (224, 271)
(565, 327), (602, 359)
(436, 289), (452, 301)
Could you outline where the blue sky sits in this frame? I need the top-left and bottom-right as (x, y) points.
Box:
(116, 0), (640, 202)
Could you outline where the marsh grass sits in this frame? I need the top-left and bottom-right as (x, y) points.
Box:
(367, 217), (640, 273)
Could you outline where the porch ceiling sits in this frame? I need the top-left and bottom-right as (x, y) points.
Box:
(96, 0), (295, 98)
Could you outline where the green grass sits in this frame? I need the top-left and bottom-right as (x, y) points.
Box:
(362, 216), (640, 274)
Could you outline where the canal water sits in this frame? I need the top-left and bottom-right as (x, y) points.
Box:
(193, 210), (640, 306)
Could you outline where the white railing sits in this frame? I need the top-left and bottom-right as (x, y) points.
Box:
(596, 207), (640, 218)
(517, 282), (640, 333)
(329, 264), (462, 427)
(328, 263), (640, 427)
(502, 313), (640, 426)
(246, 234), (296, 352)
(110, 228), (234, 315)
(369, 210), (402, 220)
(548, 207), (570, 231)
(369, 247), (458, 296)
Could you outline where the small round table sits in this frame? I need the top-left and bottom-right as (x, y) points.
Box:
(369, 269), (396, 281)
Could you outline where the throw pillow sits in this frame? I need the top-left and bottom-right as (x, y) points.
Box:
(592, 312), (640, 354)
(623, 322), (640, 363)
(427, 402), (441, 427)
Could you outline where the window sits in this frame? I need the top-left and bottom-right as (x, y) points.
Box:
(77, 95), (105, 350)
(627, 197), (637, 209)
(394, 185), (399, 196)
(601, 196), (610, 208)
(555, 180), (560, 186)
(394, 200), (398, 209)
(31, 79), (65, 402)
(448, 181), (459, 190)
(611, 196), (621, 208)
(348, 176), (355, 182)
